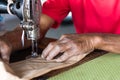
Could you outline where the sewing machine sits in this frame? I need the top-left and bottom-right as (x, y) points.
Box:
(0, 0), (41, 57)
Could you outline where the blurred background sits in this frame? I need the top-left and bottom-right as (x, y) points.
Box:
(0, 0), (75, 39)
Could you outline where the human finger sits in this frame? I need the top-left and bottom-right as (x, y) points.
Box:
(41, 42), (55, 58)
(0, 43), (11, 63)
(46, 42), (70, 60)
(55, 50), (73, 62)
(1, 53), (10, 63)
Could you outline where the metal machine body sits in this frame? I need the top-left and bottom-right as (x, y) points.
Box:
(0, 0), (41, 57)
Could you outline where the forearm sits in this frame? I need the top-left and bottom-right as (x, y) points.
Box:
(0, 27), (31, 51)
(39, 14), (55, 38)
(0, 14), (54, 52)
(94, 33), (120, 54)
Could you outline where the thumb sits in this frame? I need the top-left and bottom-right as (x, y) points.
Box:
(1, 54), (10, 63)
(0, 43), (12, 63)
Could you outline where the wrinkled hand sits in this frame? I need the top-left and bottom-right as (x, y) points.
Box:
(41, 34), (100, 62)
(0, 38), (12, 63)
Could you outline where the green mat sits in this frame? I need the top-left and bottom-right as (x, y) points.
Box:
(48, 53), (120, 80)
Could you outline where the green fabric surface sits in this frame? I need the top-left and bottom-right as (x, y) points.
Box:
(48, 53), (120, 80)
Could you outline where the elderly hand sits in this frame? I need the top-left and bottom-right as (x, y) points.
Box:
(0, 38), (12, 63)
(41, 34), (101, 62)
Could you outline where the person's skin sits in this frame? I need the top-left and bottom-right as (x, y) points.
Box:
(0, 27), (32, 63)
(1, 13), (120, 63)
(40, 14), (120, 62)
(0, 14), (54, 63)
(42, 33), (120, 62)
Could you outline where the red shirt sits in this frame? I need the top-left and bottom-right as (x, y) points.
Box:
(42, 0), (120, 34)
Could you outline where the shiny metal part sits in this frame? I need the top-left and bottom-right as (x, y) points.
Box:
(0, 0), (41, 57)
(31, 40), (38, 57)
(20, 0), (41, 57)
(21, 30), (25, 46)
(21, 0), (41, 40)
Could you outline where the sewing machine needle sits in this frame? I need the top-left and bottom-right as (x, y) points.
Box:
(31, 40), (39, 58)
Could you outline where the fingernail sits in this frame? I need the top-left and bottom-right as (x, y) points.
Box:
(55, 59), (62, 62)
(41, 55), (44, 58)
(46, 57), (51, 61)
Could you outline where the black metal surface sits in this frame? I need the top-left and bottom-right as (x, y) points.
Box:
(0, 0), (23, 20)
(11, 0), (23, 20)
(0, 0), (7, 13)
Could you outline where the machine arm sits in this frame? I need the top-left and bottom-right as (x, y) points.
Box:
(0, 0), (41, 57)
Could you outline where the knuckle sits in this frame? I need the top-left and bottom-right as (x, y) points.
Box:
(62, 34), (67, 37)
(1, 45), (11, 55)
(70, 40), (74, 43)
(49, 42), (55, 46)
(74, 43), (79, 48)
(55, 44), (61, 50)
(4, 44), (11, 52)
(60, 34), (68, 39)
(70, 41), (77, 47)
(56, 44), (60, 48)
